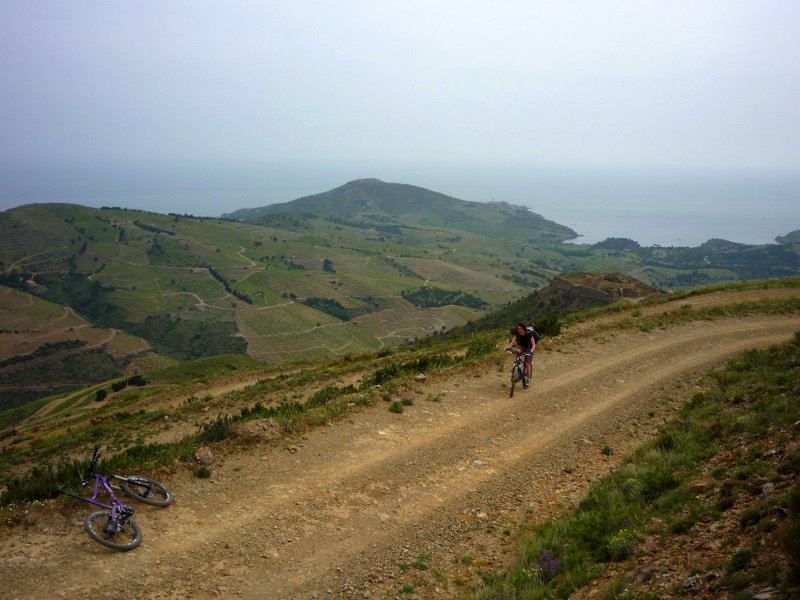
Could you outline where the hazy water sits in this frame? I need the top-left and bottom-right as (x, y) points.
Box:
(432, 166), (800, 247)
(513, 176), (800, 247)
(1, 162), (798, 248)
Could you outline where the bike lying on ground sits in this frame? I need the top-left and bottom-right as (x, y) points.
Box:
(506, 348), (532, 398)
(55, 447), (173, 551)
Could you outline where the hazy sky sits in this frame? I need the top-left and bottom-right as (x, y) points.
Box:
(1, 1), (800, 214)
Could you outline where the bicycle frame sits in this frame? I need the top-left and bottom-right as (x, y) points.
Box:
(507, 349), (532, 397)
(507, 349), (530, 370)
(60, 473), (122, 511)
(57, 470), (136, 532)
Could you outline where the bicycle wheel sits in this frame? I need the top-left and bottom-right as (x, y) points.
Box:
(510, 364), (519, 398)
(84, 511), (142, 551)
(120, 476), (173, 507)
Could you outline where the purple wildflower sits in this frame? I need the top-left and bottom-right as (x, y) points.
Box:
(537, 549), (561, 581)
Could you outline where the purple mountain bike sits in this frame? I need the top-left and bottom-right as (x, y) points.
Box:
(56, 447), (173, 551)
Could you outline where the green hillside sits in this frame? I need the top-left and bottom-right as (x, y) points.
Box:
(1, 198), (562, 368)
(1, 179), (798, 413)
(0, 285), (163, 411)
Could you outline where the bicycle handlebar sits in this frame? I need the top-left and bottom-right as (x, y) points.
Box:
(506, 348), (532, 356)
(89, 446), (101, 470)
(77, 446), (102, 485)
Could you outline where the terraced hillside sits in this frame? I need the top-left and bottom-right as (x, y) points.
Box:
(0, 285), (159, 412)
(0, 185), (585, 375)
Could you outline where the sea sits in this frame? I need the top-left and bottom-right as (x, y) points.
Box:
(1, 162), (798, 248)
(468, 167), (800, 247)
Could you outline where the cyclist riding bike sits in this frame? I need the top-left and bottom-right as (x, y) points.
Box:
(506, 323), (535, 388)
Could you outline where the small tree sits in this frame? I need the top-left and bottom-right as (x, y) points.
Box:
(95, 389), (108, 402)
(128, 375), (147, 386)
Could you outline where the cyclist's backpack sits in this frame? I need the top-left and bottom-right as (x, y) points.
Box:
(526, 324), (541, 343)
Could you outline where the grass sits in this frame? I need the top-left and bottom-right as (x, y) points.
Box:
(0, 327), (472, 504)
(193, 465), (212, 478)
(146, 354), (265, 384)
(473, 332), (800, 599)
(563, 276), (800, 329)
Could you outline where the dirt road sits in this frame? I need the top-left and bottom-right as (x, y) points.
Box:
(2, 305), (799, 599)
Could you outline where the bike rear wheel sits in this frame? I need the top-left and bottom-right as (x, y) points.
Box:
(84, 511), (142, 551)
(120, 476), (173, 507)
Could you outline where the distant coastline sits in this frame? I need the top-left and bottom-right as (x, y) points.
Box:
(534, 198), (793, 248)
(1, 162), (797, 249)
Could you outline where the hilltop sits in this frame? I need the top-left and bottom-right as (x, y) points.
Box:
(451, 271), (659, 337)
(222, 178), (577, 243)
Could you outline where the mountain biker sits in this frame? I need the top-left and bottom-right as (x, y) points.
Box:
(507, 323), (535, 388)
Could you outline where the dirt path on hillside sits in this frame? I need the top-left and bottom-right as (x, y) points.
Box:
(2, 311), (799, 600)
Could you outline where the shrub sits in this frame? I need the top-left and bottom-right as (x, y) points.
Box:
(127, 375), (147, 386)
(389, 401), (404, 414)
(728, 548), (753, 572)
(197, 414), (232, 443)
(535, 314), (562, 338)
(466, 335), (497, 359)
(306, 384), (356, 408)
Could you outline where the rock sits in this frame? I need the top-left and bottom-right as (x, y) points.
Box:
(682, 574), (703, 589)
(194, 446), (213, 465)
(414, 374), (427, 381)
(761, 482), (776, 495)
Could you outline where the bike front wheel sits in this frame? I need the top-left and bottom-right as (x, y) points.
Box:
(510, 365), (520, 398)
(120, 476), (174, 507)
(84, 511), (142, 551)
